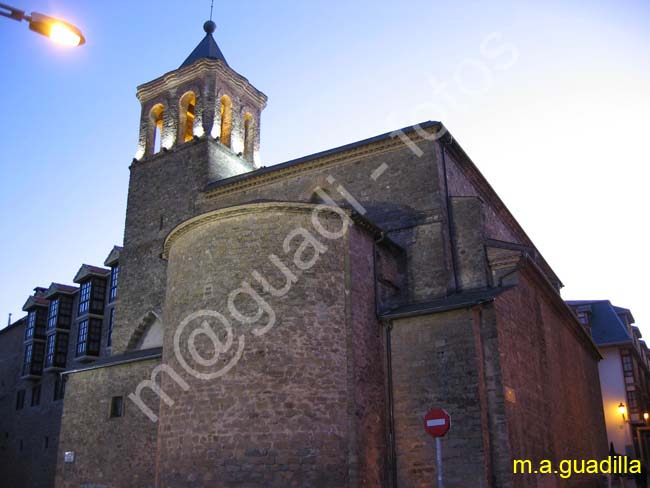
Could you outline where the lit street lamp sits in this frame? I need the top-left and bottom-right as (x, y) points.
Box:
(619, 402), (628, 422)
(0, 3), (85, 46)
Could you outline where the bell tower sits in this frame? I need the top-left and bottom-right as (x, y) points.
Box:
(112, 21), (267, 355)
(134, 20), (267, 168)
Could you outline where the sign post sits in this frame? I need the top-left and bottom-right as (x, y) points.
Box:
(424, 407), (451, 488)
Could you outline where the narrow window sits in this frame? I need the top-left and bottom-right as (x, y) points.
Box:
(22, 343), (34, 376)
(76, 319), (89, 356)
(54, 375), (67, 401)
(78, 281), (91, 315)
(220, 94), (233, 147)
(76, 319), (102, 357)
(107, 308), (115, 348)
(31, 384), (41, 407)
(46, 333), (68, 369)
(44, 436), (49, 449)
(16, 390), (25, 410)
(25, 310), (36, 340)
(109, 265), (119, 302)
(90, 278), (106, 314)
(243, 112), (254, 161)
(45, 334), (56, 368)
(22, 342), (45, 377)
(179, 91), (196, 143)
(47, 298), (59, 331)
(110, 396), (124, 418)
(149, 104), (165, 154)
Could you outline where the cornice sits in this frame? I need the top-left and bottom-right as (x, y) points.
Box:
(163, 202), (347, 259)
(136, 58), (267, 106)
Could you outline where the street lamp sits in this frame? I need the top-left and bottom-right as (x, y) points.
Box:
(0, 3), (85, 46)
(619, 402), (628, 422)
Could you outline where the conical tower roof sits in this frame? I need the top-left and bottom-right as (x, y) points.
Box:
(180, 20), (228, 69)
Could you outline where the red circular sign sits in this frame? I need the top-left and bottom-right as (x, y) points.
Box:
(424, 408), (451, 437)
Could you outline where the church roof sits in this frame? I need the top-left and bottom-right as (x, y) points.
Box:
(180, 21), (228, 69)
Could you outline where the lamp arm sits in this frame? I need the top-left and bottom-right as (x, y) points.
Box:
(0, 3), (26, 22)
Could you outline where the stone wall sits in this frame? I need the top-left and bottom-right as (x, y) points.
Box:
(390, 308), (490, 487)
(54, 358), (160, 488)
(156, 202), (391, 487)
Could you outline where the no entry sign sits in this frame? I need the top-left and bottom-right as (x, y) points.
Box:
(424, 408), (451, 438)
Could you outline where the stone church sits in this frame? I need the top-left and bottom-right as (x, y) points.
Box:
(0, 20), (609, 488)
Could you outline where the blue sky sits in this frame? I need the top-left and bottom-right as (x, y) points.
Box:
(0, 0), (648, 333)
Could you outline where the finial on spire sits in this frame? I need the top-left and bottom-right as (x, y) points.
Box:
(203, 20), (216, 34)
(203, 0), (216, 34)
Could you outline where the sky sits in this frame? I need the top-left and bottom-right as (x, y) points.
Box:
(0, 0), (648, 335)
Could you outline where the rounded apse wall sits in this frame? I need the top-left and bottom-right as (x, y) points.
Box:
(157, 202), (353, 487)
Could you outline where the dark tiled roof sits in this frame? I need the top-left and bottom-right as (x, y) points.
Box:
(381, 287), (512, 320)
(566, 300), (633, 345)
(45, 282), (78, 298)
(73, 264), (110, 283)
(180, 31), (228, 69)
(104, 246), (123, 267)
(22, 295), (49, 311)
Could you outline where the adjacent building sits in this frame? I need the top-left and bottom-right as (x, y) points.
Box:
(568, 300), (650, 468)
(0, 19), (611, 488)
(0, 251), (122, 487)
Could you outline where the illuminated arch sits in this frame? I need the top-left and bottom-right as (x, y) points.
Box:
(243, 112), (254, 161)
(149, 104), (164, 155)
(220, 94), (233, 148)
(178, 91), (196, 143)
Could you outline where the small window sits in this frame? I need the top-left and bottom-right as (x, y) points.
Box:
(44, 436), (49, 449)
(110, 396), (124, 418)
(16, 390), (25, 410)
(109, 265), (119, 303)
(31, 384), (41, 407)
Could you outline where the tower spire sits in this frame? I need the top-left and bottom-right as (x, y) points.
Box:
(210, 0), (214, 21)
(179, 16), (227, 68)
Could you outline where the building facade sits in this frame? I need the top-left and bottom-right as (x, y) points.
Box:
(568, 300), (650, 469)
(0, 21), (610, 488)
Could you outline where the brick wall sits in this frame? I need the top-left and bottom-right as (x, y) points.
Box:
(493, 267), (608, 487)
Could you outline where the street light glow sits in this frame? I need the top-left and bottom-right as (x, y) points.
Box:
(0, 3), (85, 46)
(48, 21), (83, 46)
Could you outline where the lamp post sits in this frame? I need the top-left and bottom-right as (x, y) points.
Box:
(0, 3), (85, 46)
